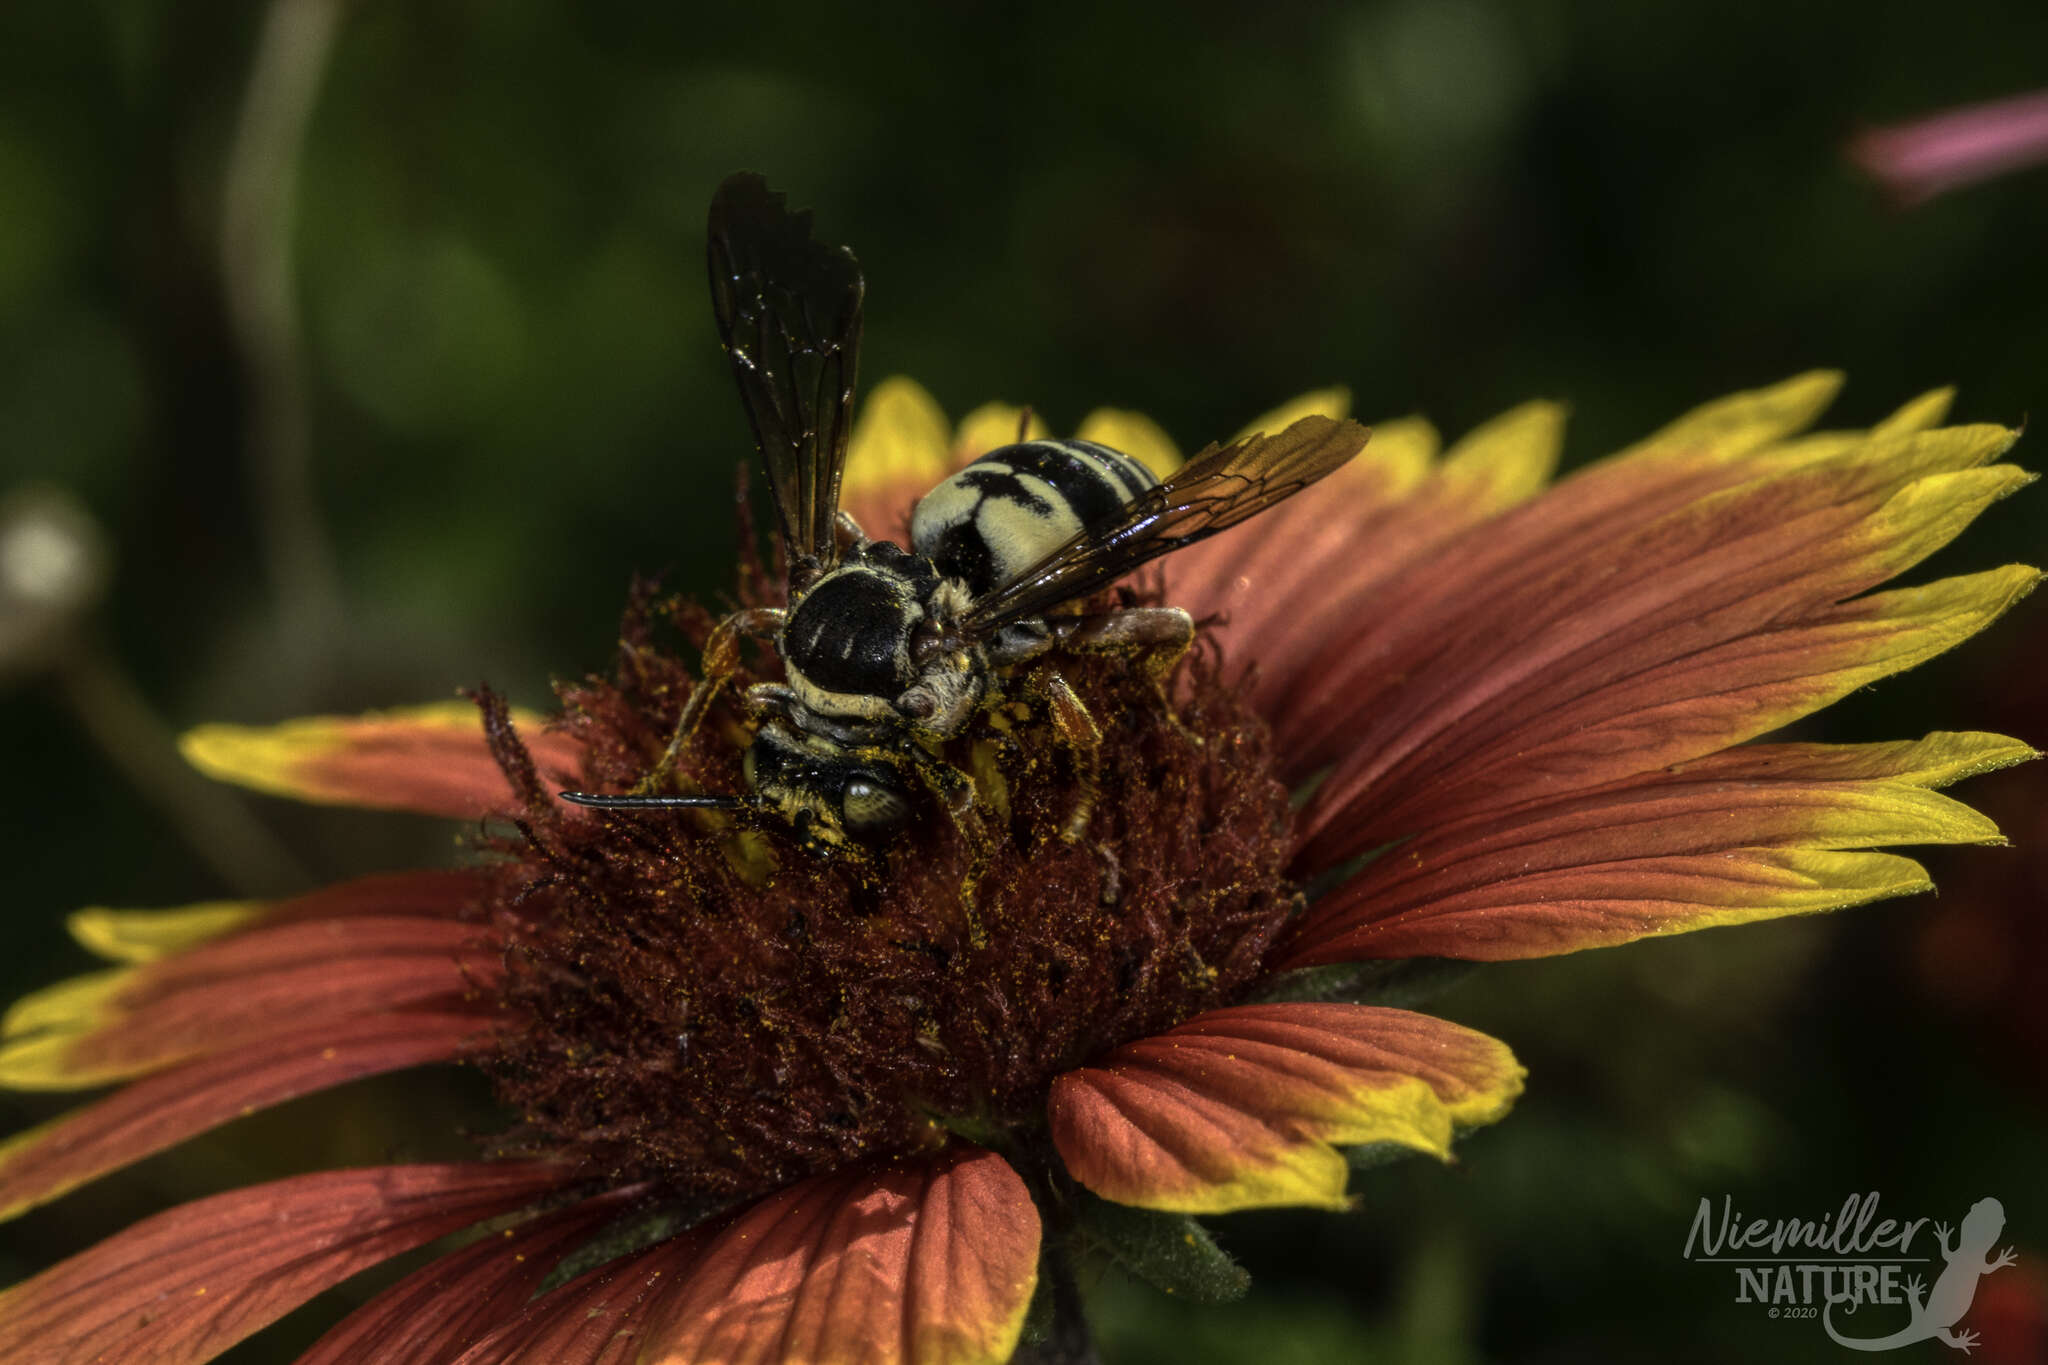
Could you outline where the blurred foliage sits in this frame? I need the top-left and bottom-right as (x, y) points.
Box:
(2, 0), (2046, 1361)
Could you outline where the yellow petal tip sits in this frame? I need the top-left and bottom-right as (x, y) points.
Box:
(1440, 399), (1567, 507)
(954, 400), (1051, 464)
(67, 901), (261, 964)
(1234, 387), (1353, 443)
(1075, 407), (1183, 478)
(1874, 387), (1957, 436)
(179, 701), (503, 804)
(1, 969), (127, 1041)
(1632, 370), (1846, 464)
(845, 376), (953, 495)
(1353, 414), (1441, 495)
(0, 1033), (97, 1092)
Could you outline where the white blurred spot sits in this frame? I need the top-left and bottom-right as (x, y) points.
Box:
(2, 518), (86, 602)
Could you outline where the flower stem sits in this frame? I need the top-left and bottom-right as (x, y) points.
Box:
(54, 636), (311, 897)
(220, 0), (348, 671)
(1013, 1244), (1100, 1365)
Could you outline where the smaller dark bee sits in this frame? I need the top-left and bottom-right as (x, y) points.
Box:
(562, 176), (1369, 859)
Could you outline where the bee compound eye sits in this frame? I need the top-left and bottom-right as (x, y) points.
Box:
(841, 777), (911, 834)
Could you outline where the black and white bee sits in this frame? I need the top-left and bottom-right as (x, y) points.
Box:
(561, 175), (1370, 853)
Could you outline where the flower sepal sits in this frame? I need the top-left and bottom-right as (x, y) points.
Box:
(1343, 1139), (1434, 1173)
(1252, 957), (1480, 1010)
(924, 1107), (1012, 1152)
(528, 1192), (710, 1297)
(1069, 1191), (1251, 1304)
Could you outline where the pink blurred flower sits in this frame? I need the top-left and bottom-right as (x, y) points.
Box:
(1850, 88), (2048, 205)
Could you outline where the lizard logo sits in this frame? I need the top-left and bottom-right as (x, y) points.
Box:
(1823, 1198), (2019, 1355)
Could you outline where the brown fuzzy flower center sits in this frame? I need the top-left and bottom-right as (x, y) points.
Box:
(477, 580), (1296, 1200)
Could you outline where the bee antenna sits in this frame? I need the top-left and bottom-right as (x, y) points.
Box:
(558, 791), (748, 811)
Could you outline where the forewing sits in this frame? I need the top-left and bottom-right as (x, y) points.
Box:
(961, 413), (1370, 631)
(707, 173), (865, 570)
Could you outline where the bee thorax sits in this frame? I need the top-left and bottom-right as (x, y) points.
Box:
(779, 551), (938, 724)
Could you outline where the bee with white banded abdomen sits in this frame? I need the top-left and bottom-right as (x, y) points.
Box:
(561, 175), (1369, 857)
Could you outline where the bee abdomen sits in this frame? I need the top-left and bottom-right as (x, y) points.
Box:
(910, 439), (1158, 597)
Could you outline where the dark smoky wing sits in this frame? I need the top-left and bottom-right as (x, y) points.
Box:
(959, 413), (1370, 631)
(707, 173), (865, 570)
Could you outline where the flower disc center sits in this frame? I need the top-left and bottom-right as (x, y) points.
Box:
(479, 590), (1297, 1199)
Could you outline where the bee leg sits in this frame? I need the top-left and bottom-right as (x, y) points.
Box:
(982, 619), (1054, 669)
(1020, 671), (1125, 898)
(909, 755), (993, 945)
(647, 606), (785, 790)
(743, 682), (798, 719)
(1032, 669), (1103, 844)
(1053, 606), (1198, 740)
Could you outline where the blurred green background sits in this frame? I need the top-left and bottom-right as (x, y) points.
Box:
(3, 1), (2046, 1361)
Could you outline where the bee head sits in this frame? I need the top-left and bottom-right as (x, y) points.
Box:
(743, 722), (915, 849)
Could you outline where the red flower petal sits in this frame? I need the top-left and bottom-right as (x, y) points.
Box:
(1284, 733), (2028, 965)
(0, 1010), (490, 1222)
(1, 916), (498, 1089)
(1294, 849), (1934, 965)
(179, 701), (585, 819)
(1207, 369), (1849, 773)
(1254, 418), (1865, 792)
(1189, 370), (1853, 726)
(65, 869), (493, 968)
(296, 1188), (644, 1365)
(1166, 402), (1561, 778)
(0, 1162), (570, 1365)
(640, 1147), (1040, 1365)
(448, 1229), (712, 1365)
(1290, 420), (2027, 868)
(254, 866), (495, 926)
(1049, 1003), (1522, 1214)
